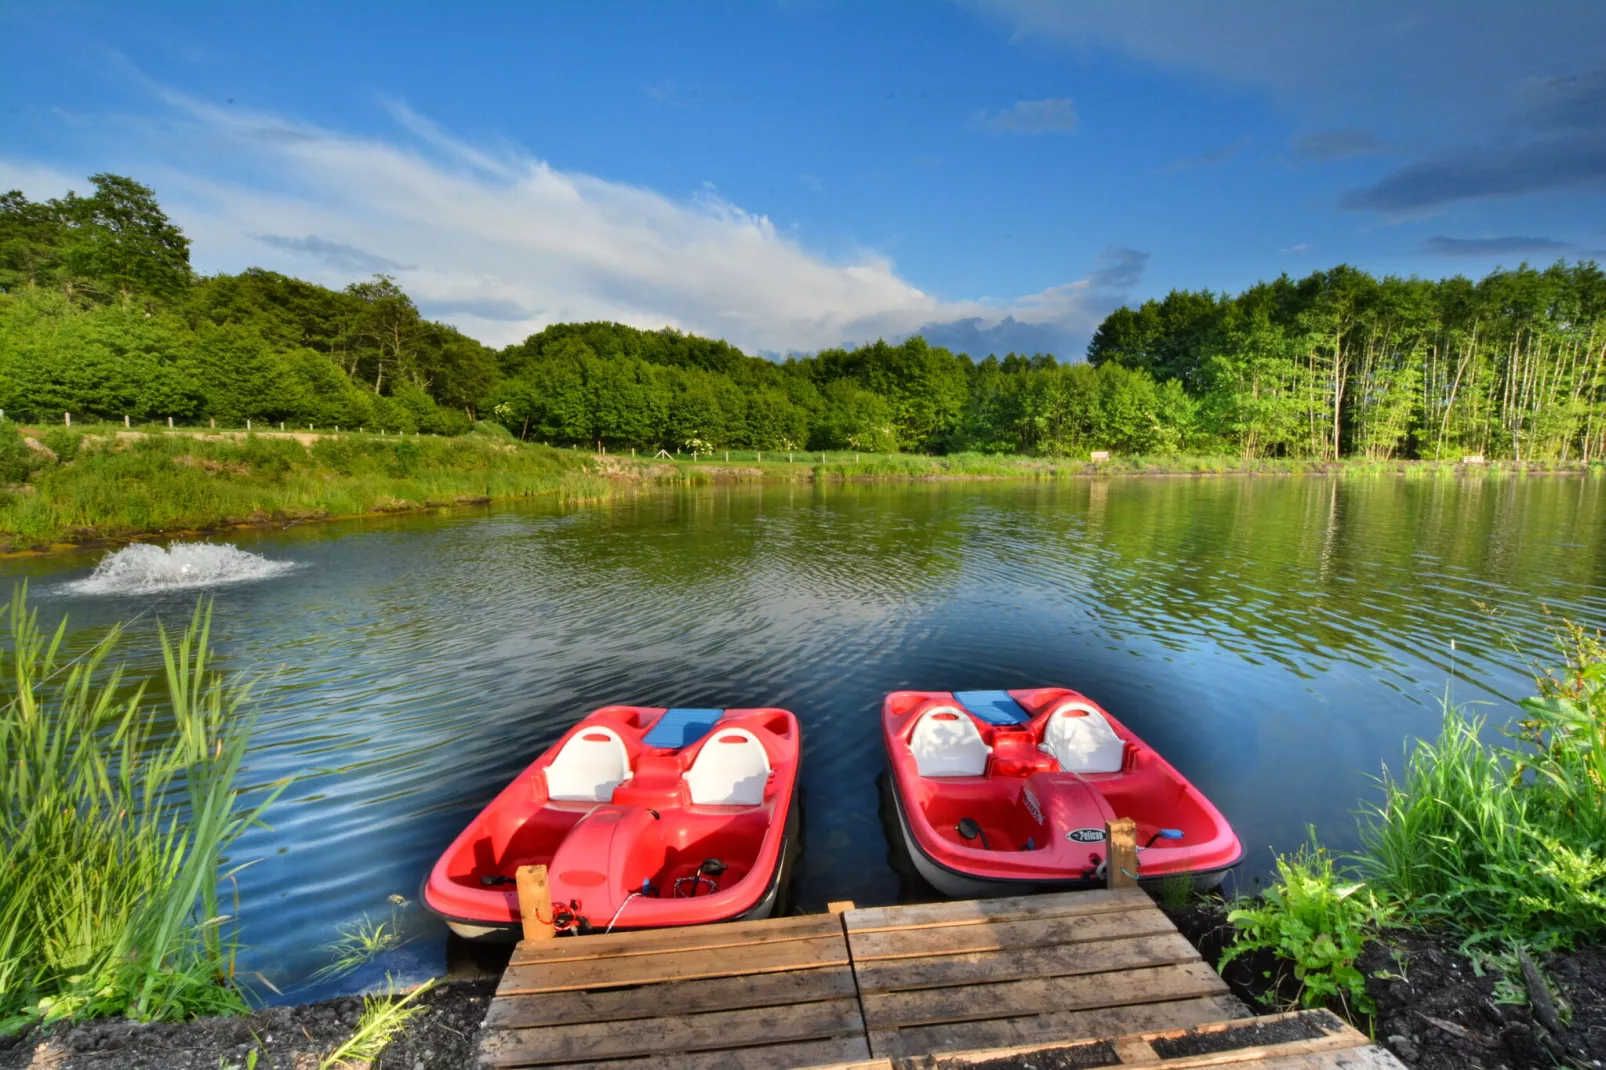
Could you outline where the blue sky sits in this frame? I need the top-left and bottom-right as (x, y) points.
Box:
(3, 1), (1604, 357)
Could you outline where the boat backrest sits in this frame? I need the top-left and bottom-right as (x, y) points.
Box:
(910, 707), (991, 777)
(545, 725), (634, 802)
(1041, 703), (1125, 774)
(684, 728), (771, 806)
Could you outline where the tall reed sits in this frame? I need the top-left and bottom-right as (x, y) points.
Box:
(0, 589), (282, 1032)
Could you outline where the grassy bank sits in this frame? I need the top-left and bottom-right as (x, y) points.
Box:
(0, 593), (281, 1033)
(1215, 625), (1606, 1025)
(0, 422), (1601, 550)
(0, 423), (610, 549)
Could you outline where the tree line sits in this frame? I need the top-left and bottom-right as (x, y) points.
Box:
(3, 174), (1603, 460)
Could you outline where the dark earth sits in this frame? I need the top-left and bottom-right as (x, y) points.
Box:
(0, 980), (492, 1070)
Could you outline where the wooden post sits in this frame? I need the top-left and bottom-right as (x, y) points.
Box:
(167, 416), (173, 429)
(1106, 818), (1138, 889)
(64, 412), (71, 427)
(827, 900), (856, 914)
(516, 864), (553, 942)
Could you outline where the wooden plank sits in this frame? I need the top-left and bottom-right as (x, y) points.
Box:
(852, 931), (1204, 993)
(1220, 1048), (1406, 1070)
(1146, 1031), (1378, 1069)
(844, 887), (1151, 932)
(848, 907), (1179, 963)
(828, 900), (856, 914)
(889, 995), (1243, 1056)
(510, 912), (842, 965)
(517, 865), (553, 942)
(479, 997), (865, 1066)
(485, 965), (858, 1029)
(862, 961), (1228, 1030)
(543, 1036), (879, 1070)
(498, 933), (849, 995)
(1107, 818), (1138, 889)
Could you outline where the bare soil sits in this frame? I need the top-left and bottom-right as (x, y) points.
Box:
(0, 980), (493, 1070)
(1159, 896), (1606, 1070)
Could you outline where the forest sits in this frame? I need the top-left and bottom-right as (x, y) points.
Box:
(2, 173), (1604, 461)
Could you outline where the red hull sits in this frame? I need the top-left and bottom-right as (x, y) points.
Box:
(883, 689), (1241, 890)
(424, 706), (799, 938)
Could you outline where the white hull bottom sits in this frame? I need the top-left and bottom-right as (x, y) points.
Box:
(890, 782), (1228, 899)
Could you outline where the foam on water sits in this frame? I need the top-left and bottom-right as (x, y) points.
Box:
(64, 543), (297, 595)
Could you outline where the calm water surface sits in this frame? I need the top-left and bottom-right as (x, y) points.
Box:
(7, 476), (1605, 1000)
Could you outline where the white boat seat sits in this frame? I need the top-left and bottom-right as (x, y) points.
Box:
(910, 708), (991, 777)
(685, 728), (771, 806)
(545, 726), (633, 802)
(1041, 704), (1125, 774)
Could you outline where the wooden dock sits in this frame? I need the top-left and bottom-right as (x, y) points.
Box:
(477, 886), (1405, 1069)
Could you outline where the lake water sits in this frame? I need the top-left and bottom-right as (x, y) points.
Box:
(7, 475), (1605, 1001)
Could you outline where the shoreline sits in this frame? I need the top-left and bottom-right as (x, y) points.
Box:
(2, 436), (1600, 557)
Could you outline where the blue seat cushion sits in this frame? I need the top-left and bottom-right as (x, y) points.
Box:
(954, 690), (1030, 725)
(643, 708), (723, 748)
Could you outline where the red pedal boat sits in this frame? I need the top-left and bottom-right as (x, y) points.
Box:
(424, 706), (799, 940)
(883, 688), (1241, 898)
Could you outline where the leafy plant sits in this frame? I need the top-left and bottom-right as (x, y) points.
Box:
(1221, 832), (1390, 1016)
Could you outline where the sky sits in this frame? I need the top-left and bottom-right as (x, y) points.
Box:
(2, 1), (1604, 358)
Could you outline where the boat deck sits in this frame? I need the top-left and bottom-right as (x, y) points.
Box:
(476, 886), (1404, 1069)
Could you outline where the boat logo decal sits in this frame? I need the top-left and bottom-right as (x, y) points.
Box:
(1021, 787), (1043, 824)
(1066, 827), (1106, 843)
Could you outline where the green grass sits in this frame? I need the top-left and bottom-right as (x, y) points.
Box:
(310, 895), (414, 985)
(0, 425), (609, 547)
(1358, 625), (1606, 951)
(0, 590), (286, 1033)
(317, 978), (434, 1070)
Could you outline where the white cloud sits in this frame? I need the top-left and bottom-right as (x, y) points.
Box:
(977, 98), (1079, 134)
(2, 94), (1138, 354)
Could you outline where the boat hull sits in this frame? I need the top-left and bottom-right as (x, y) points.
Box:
(889, 778), (1230, 899)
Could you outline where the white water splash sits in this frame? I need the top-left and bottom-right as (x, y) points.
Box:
(64, 543), (298, 595)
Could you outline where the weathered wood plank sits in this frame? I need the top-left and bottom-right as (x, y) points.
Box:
(852, 931), (1203, 993)
(862, 960), (1228, 1030)
(890, 995), (1243, 1056)
(485, 965), (859, 1028)
(509, 912), (842, 965)
(844, 887), (1151, 932)
(1217, 1048), (1407, 1070)
(544, 1036), (879, 1070)
(1143, 1032), (1381, 1069)
(498, 934), (849, 995)
(848, 907), (1178, 962)
(479, 998), (865, 1067)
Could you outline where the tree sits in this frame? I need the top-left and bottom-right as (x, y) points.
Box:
(58, 174), (192, 306)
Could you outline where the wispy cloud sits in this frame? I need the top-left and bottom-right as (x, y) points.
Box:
(252, 234), (416, 273)
(976, 97), (1079, 134)
(3, 91), (1132, 353)
(1418, 235), (1578, 258)
(1163, 136), (1250, 171)
(1290, 128), (1393, 163)
(1280, 242), (1310, 254)
(1341, 67), (1606, 215)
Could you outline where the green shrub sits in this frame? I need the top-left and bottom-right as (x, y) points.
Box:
(40, 428), (82, 463)
(0, 426), (43, 484)
(1222, 833), (1390, 1016)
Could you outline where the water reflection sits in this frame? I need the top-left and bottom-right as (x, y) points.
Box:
(6, 475), (1603, 1000)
